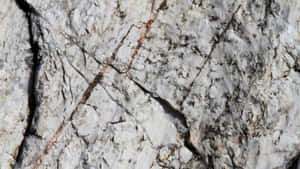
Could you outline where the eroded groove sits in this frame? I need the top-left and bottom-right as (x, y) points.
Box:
(30, 23), (134, 169)
(14, 0), (42, 168)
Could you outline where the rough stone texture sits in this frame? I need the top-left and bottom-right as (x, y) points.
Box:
(1, 0), (300, 169)
(0, 0), (31, 168)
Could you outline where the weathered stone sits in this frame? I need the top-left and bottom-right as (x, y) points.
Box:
(0, 0), (299, 169)
(0, 0), (31, 168)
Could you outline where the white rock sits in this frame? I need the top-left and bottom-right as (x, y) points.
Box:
(3, 0), (300, 169)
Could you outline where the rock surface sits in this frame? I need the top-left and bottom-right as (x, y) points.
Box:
(1, 0), (300, 169)
(0, 0), (31, 168)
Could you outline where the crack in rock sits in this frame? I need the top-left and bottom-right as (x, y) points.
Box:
(287, 154), (300, 169)
(29, 21), (135, 169)
(125, 0), (168, 73)
(14, 0), (42, 168)
(127, 78), (204, 158)
(260, 0), (275, 30)
(180, 4), (241, 108)
(130, 79), (188, 132)
(10, 1), (300, 169)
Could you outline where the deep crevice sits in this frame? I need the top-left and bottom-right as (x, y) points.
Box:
(14, 0), (41, 167)
(131, 79), (188, 129)
(287, 154), (300, 169)
(107, 69), (204, 158)
(129, 79), (205, 158)
(183, 131), (200, 155)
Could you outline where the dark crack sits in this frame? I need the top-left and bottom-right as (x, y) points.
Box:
(106, 61), (190, 136)
(287, 154), (300, 169)
(227, 147), (243, 169)
(29, 22), (135, 169)
(131, 79), (188, 132)
(70, 122), (89, 146)
(65, 57), (89, 83)
(260, 0), (275, 30)
(180, 5), (241, 108)
(99, 82), (155, 147)
(101, 67), (203, 158)
(183, 131), (200, 155)
(14, 0), (42, 168)
(285, 47), (300, 74)
(127, 78), (206, 159)
(15, 0), (40, 16)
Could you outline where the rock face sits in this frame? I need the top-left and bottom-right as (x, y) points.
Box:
(0, 0), (31, 168)
(0, 0), (299, 168)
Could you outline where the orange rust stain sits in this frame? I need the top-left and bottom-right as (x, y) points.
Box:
(126, 0), (167, 72)
(31, 25), (134, 169)
(29, 1), (169, 167)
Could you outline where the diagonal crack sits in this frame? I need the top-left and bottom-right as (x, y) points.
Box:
(105, 59), (204, 158)
(14, 0), (42, 168)
(124, 0), (168, 73)
(98, 64), (202, 157)
(227, 147), (243, 169)
(130, 78), (188, 131)
(14, 1), (240, 168)
(259, 0), (275, 31)
(122, 4), (242, 159)
(129, 78), (215, 165)
(70, 121), (89, 146)
(29, 23), (135, 169)
(125, 76), (203, 157)
(287, 154), (300, 169)
(179, 4), (241, 109)
(99, 83), (155, 147)
(93, 1), (241, 163)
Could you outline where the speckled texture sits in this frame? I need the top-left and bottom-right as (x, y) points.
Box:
(0, 0), (31, 168)
(2, 0), (300, 169)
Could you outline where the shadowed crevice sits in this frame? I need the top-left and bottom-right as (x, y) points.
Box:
(128, 78), (205, 159)
(287, 154), (300, 169)
(14, 0), (42, 168)
(131, 79), (188, 130)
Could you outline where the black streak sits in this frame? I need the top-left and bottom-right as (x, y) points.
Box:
(132, 80), (188, 129)
(287, 154), (300, 169)
(260, 0), (275, 30)
(130, 79), (205, 159)
(14, 0), (41, 167)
